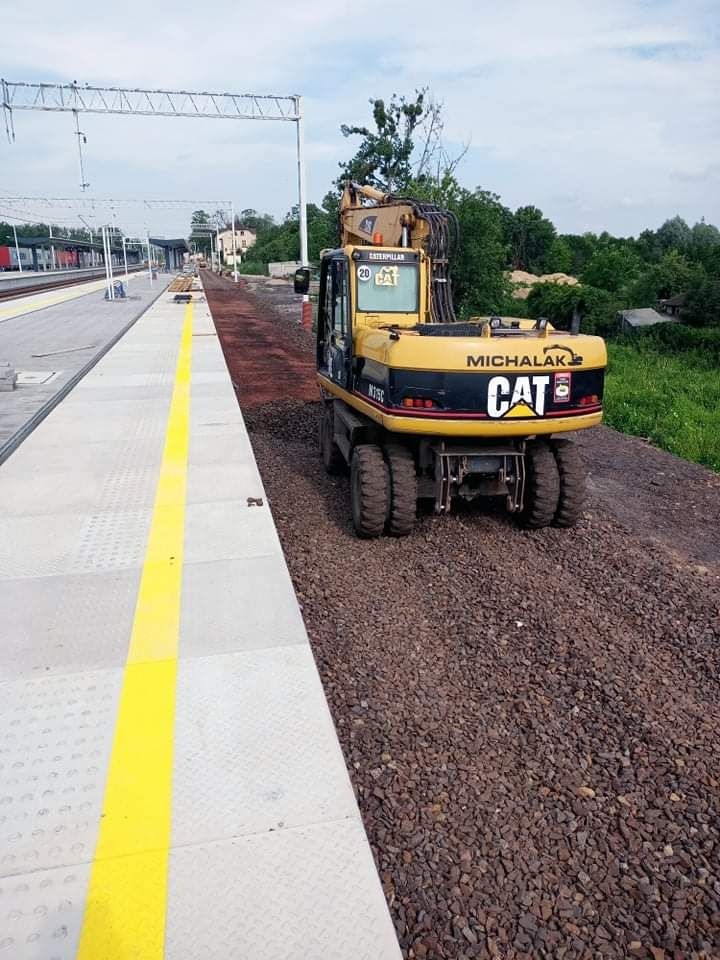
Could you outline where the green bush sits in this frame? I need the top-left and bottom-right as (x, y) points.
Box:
(237, 262), (266, 276)
(619, 323), (720, 367)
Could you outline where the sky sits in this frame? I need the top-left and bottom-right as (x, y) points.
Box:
(1, 0), (719, 239)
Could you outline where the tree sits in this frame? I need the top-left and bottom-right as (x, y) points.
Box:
(682, 279), (720, 327)
(559, 233), (600, 275)
(238, 209), (276, 235)
(510, 206), (556, 273)
(449, 187), (512, 315)
(546, 238), (574, 274)
(656, 215), (692, 253)
(582, 246), (642, 293)
(627, 250), (703, 304)
(526, 282), (620, 337)
(338, 91), (428, 192)
(307, 196), (338, 260)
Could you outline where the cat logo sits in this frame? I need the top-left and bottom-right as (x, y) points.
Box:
(488, 375), (550, 418)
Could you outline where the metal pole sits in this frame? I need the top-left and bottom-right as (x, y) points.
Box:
(102, 226), (112, 300)
(295, 95), (308, 271)
(216, 226), (220, 273)
(107, 225), (115, 297)
(146, 234), (153, 285)
(231, 201), (238, 282)
(12, 223), (22, 273)
(122, 235), (128, 285)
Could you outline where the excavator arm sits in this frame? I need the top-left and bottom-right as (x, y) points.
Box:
(340, 182), (432, 249)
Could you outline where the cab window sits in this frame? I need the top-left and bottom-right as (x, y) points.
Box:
(356, 262), (419, 313)
(331, 259), (348, 334)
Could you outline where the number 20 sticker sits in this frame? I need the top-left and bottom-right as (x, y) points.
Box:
(357, 265), (372, 282)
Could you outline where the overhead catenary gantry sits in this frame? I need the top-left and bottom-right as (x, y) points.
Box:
(1, 79), (309, 278)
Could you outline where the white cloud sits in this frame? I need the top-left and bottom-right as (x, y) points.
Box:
(0, 0), (718, 236)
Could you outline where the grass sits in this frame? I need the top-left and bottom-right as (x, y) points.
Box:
(604, 342), (720, 472)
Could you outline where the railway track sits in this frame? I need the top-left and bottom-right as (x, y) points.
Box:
(204, 269), (720, 960)
(0, 266), (144, 302)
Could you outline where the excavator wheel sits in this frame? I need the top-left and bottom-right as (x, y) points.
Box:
(551, 439), (586, 527)
(384, 444), (418, 536)
(320, 403), (345, 475)
(518, 440), (560, 529)
(350, 444), (389, 538)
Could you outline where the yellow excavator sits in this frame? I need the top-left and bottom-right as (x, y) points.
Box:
(294, 182), (607, 537)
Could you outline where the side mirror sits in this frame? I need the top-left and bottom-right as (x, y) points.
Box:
(294, 266), (310, 295)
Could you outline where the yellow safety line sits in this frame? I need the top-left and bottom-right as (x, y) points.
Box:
(0, 274), (135, 322)
(77, 302), (193, 960)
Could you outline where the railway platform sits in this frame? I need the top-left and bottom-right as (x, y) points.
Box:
(0, 280), (400, 958)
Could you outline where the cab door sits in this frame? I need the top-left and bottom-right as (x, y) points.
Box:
(317, 255), (351, 390)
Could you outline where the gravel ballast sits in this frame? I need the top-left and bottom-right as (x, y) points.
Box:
(204, 272), (720, 960)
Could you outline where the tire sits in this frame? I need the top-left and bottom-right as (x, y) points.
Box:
(350, 444), (389, 538)
(319, 404), (345, 475)
(551, 439), (586, 527)
(518, 440), (560, 529)
(384, 444), (417, 536)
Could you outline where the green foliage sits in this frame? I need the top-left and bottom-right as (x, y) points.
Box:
(510, 205), (556, 273)
(237, 261), (266, 276)
(626, 250), (704, 305)
(238, 209), (276, 236)
(604, 342), (720, 471)
(525, 282), (620, 336)
(557, 233), (598, 275)
(582, 245), (642, 293)
(338, 91), (428, 193)
(626, 321), (720, 365)
(656, 215), (692, 253)
(451, 188), (513, 315)
(307, 196), (338, 259)
(683, 279), (720, 328)
(546, 238), (573, 274)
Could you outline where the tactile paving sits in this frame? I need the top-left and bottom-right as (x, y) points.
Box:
(0, 860), (90, 960)
(0, 669), (121, 876)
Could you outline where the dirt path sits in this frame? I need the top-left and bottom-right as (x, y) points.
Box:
(204, 271), (720, 960)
